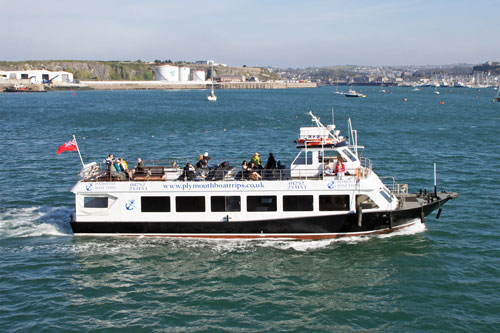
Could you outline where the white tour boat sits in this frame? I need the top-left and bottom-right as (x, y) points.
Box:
(69, 112), (457, 239)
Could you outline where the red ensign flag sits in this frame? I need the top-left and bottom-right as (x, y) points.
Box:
(57, 138), (78, 155)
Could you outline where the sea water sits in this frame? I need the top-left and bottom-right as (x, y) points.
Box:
(0, 86), (499, 331)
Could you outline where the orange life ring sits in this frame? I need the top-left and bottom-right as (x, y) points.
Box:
(355, 167), (362, 180)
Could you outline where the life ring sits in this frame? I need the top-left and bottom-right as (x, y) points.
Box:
(355, 167), (362, 180)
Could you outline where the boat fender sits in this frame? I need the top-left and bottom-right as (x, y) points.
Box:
(420, 208), (425, 224)
(389, 213), (393, 229)
(356, 206), (362, 228)
(436, 208), (442, 219)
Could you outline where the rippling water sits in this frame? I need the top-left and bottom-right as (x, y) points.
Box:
(1, 87), (499, 331)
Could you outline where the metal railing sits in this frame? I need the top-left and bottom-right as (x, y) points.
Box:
(381, 176), (408, 195)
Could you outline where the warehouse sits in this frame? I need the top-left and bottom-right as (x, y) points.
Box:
(0, 70), (73, 83)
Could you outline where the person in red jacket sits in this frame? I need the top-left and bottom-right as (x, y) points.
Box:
(335, 158), (346, 179)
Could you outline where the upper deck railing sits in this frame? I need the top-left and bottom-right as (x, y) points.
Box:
(79, 159), (373, 183)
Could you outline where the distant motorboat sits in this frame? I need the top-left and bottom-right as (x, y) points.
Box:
(494, 86), (500, 102)
(411, 87), (420, 91)
(345, 87), (366, 98)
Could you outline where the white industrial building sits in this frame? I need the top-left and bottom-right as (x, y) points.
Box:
(0, 70), (73, 83)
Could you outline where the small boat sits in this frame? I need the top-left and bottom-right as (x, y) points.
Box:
(434, 86), (440, 95)
(68, 111), (458, 239)
(4, 84), (46, 93)
(345, 88), (366, 98)
(494, 86), (500, 102)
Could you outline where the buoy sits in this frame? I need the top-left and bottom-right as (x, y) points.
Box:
(73, 92), (76, 96)
(403, 98), (408, 101)
(439, 101), (444, 105)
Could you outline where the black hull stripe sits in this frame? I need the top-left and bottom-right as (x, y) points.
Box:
(71, 200), (446, 238)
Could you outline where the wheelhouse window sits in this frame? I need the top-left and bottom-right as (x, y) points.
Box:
(379, 190), (393, 203)
(356, 194), (379, 209)
(211, 196), (241, 212)
(176, 196), (205, 212)
(319, 195), (350, 211)
(283, 195), (313, 211)
(141, 196), (170, 212)
(84, 197), (108, 208)
(247, 196), (277, 212)
(293, 151), (313, 165)
(342, 149), (357, 162)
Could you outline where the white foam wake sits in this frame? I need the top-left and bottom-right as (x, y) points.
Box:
(0, 206), (73, 239)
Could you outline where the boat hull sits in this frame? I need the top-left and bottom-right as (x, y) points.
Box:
(70, 195), (452, 239)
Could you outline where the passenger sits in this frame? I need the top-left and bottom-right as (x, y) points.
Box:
(136, 158), (145, 173)
(251, 153), (262, 169)
(264, 153), (277, 169)
(335, 158), (346, 179)
(103, 153), (115, 178)
(110, 160), (126, 180)
(119, 157), (132, 179)
(248, 162), (262, 181)
(324, 159), (335, 175)
(195, 154), (204, 169)
(183, 163), (197, 180)
(202, 152), (212, 168)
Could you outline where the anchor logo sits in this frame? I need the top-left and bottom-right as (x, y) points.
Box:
(125, 200), (136, 211)
(86, 183), (93, 191)
(327, 180), (335, 189)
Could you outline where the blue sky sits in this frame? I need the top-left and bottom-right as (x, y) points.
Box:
(1, 0), (498, 67)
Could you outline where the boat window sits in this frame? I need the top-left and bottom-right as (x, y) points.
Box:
(342, 149), (357, 162)
(293, 151), (313, 165)
(283, 195), (313, 211)
(379, 190), (392, 203)
(84, 197), (108, 208)
(356, 194), (379, 209)
(247, 196), (277, 212)
(141, 196), (170, 212)
(319, 195), (350, 211)
(211, 196), (241, 212)
(176, 196), (205, 212)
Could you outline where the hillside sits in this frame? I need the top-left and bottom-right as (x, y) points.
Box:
(0, 60), (277, 81)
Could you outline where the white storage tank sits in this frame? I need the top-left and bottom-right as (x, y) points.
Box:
(155, 65), (179, 82)
(193, 70), (206, 81)
(179, 67), (190, 82)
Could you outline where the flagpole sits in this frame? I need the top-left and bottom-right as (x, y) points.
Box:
(73, 134), (85, 168)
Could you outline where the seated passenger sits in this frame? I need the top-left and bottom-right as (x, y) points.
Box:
(183, 163), (197, 180)
(136, 158), (145, 173)
(248, 162), (262, 181)
(110, 161), (126, 180)
(324, 159), (335, 175)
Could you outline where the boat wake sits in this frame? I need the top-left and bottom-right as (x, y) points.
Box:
(257, 220), (426, 251)
(0, 206), (73, 239)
